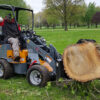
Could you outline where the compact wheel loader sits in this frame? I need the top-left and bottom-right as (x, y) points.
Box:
(0, 4), (67, 86)
(0, 5), (100, 87)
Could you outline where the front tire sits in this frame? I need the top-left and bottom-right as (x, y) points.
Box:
(0, 59), (13, 79)
(27, 65), (50, 87)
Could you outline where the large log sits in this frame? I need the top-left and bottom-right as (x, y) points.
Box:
(63, 42), (100, 82)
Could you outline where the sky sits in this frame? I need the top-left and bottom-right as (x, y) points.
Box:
(24, 0), (44, 13)
(24, 0), (100, 13)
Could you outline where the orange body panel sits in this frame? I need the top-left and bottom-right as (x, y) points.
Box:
(39, 59), (53, 72)
(19, 50), (28, 63)
(7, 50), (53, 72)
(7, 50), (13, 58)
(7, 50), (28, 63)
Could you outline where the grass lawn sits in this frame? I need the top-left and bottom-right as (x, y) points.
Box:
(35, 28), (100, 53)
(0, 28), (100, 100)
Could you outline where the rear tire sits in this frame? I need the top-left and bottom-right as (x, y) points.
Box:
(27, 65), (50, 87)
(0, 59), (13, 79)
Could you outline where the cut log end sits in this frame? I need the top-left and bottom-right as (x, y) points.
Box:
(63, 42), (100, 82)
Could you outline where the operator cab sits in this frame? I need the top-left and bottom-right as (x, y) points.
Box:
(0, 5), (34, 47)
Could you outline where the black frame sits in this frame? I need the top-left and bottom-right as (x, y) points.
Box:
(0, 4), (34, 30)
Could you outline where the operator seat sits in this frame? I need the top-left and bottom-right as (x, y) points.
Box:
(2, 14), (26, 49)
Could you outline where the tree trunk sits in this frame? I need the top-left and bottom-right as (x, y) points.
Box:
(95, 23), (98, 28)
(87, 23), (90, 28)
(53, 24), (56, 29)
(70, 24), (72, 29)
(91, 23), (93, 27)
(62, 23), (64, 28)
(63, 0), (68, 31)
(46, 24), (49, 29)
(40, 23), (42, 29)
(74, 24), (76, 28)
(63, 43), (100, 82)
(77, 23), (80, 27)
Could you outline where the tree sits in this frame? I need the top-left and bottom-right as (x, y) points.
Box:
(44, 0), (85, 31)
(0, 0), (30, 26)
(34, 12), (43, 29)
(95, 6), (100, 12)
(44, 0), (68, 30)
(92, 12), (100, 28)
(68, 3), (86, 28)
(84, 2), (96, 28)
(43, 8), (60, 28)
(63, 0), (67, 31)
